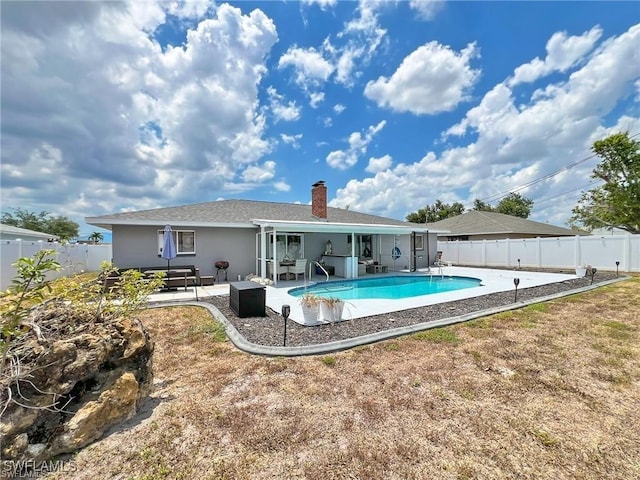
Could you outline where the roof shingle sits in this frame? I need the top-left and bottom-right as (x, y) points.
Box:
(86, 199), (414, 228)
(426, 210), (586, 237)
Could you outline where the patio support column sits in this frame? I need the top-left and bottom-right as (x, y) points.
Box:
(350, 232), (356, 277)
(273, 228), (278, 285)
(260, 226), (267, 280)
(426, 230), (430, 269)
(411, 231), (416, 272)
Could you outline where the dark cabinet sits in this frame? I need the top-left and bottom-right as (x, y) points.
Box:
(229, 281), (266, 317)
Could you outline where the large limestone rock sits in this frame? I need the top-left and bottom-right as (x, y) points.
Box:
(0, 304), (154, 463)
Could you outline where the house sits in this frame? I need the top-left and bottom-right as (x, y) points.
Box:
(85, 182), (449, 283)
(426, 210), (587, 241)
(0, 223), (58, 242)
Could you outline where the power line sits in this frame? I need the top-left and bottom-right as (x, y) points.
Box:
(532, 180), (601, 208)
(470, 131), (639, 207)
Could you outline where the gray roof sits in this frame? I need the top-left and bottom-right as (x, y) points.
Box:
(426, 210), (587, 237)
(0, 223), (57, 239)
(86, 199), (417, 230)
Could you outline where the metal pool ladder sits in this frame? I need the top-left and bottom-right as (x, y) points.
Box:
(311, 261), (330, 282)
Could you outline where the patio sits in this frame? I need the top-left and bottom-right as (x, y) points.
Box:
(146, 266), (609, 326)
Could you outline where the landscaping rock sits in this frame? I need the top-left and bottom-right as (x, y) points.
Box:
(0, 303), (154, 464)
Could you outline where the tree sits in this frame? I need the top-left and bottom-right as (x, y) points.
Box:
(1, 209), (49, 233)
(472, 199), (495, 212)
(494, 192), (534, 218)
(1, 208), (79, 240)
(406, 200), (465, 223)
(570, 132), (640, 234)
(88, 232), (104, 244)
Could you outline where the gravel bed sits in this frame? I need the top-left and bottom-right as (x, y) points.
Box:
(203, 271), (620, 348)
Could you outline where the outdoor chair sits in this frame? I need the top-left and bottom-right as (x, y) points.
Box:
(289, 258), (307, 280)
(269, 261), (290, 281)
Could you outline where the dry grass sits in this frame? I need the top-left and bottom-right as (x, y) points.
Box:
(50, 277), (639, 480)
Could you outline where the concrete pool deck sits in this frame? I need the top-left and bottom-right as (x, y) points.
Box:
(264, 267), (579, 325)
(145, 267), (579, 321)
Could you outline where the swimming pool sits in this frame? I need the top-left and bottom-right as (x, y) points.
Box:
(288, 275), (482, 301)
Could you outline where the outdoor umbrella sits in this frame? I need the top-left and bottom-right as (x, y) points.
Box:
(161, 225), (177, 290)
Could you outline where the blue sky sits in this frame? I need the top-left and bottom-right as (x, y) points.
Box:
(1, 1), (638, 240)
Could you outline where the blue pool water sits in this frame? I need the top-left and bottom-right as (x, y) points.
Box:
(288, 275), (482, 301)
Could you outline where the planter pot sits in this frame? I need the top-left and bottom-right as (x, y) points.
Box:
(319, 301), (344, 323)
(301, 303), (319, 325)
(575, 267), (587, 277)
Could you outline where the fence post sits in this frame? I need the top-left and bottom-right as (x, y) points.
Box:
(574, 235), (581, 268)
(536, 236), (542, 268)
(482, 239), (486, 267)
(505, 238), (511, 268)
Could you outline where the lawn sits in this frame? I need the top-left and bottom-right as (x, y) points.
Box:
(51, 277), (639, 479)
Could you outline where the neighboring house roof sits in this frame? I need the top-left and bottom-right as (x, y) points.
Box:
(426, 211), (587, 237)
(86, 199), (447, 234)
(0, 223), (57, 240)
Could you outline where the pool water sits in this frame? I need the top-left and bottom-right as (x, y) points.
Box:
(288, 275), (482, 301)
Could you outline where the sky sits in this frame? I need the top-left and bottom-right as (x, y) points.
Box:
(1, 1), (639, 240)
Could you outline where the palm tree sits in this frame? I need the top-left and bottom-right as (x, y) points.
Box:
(88, 232), (104, 244)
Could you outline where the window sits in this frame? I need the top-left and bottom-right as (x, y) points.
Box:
(268, 233), (304, 260)
(348, 234), (372, 257)
(414, 235), (424, 250)
(157, 230), (196, 255)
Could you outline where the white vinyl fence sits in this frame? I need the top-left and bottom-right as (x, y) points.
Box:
(1, 240), (113, 291)
(438, 235), (639, 273)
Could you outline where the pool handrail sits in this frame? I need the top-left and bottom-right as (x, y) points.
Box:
(312, 261), (330, 282)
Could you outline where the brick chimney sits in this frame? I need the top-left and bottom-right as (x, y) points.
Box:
(311, 181), (327, 219)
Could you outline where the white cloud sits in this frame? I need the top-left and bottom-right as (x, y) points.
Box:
(267, 86), (301, 122)
(335, 25), (640, 226)
(331, 0), (387, 85)
(274, 180), (291, 192)
(326, 120), (386, 169)
(278, 46), (334, 88)
(409, 0), (445, 20)
(309, 91), (325, 108)
(301, 0), (337, 10)
(242, 160), (276, 182)
(366, 154), (393, 173)
(280, 133), (303, 148)
(333, 103), (346, 114)
(509, 26), (603, 86)
(0, 2), (279, 218)
(364, 41), (481, 115)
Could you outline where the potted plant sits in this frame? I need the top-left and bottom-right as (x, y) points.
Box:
(318, 296), (345, 323)
(575, 265), (588, 277)
(299, 293), (345, 324)
(299, 292), (320, 325)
